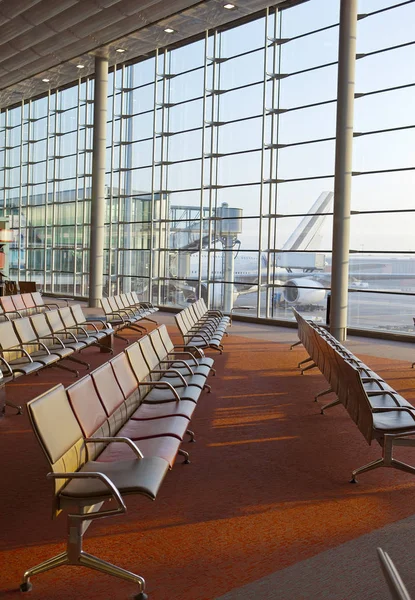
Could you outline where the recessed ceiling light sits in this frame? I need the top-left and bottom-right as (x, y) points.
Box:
(164, 27), (175, 33)
(116, 48), (125, 53)
(224, 3), (235, 8)
(76, 64), (85, 69)
(42, 78), (50, 83)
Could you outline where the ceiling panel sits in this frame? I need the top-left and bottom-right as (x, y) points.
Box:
(0, 0), (306, 109)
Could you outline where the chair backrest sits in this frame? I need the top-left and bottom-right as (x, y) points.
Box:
(120, 294), (133, 310)
(21, 292), (36, 310)
(377, 548), (412, 600)
(0, 295), (18, 314)
(138, 335), (160, 372)
(70, 304), (86, 325)
(91, 362), (129, 431)
(31, 292), (45, 307)
(131, 291), (140, 305)
(175, 312), (187, 337)
(66, 375), (109, 459)
(185, 307), (197, 329)
(126, 292), (136, 307)
(114, 296), (125, 311)
(108, 297), (120, 313)
(13, 316), (38, 344)
(27, 384), (87, 517)
(148, 327), (168, 363)
(125, 341), (152, 382)
(10, 294), (26, 312)
(158, 324), (174, 355)
(59, 306), (77, 329)
(45, 309), (65, 334)
(91, 362), (124, 417)
(0, 319), (22, 349)
(110, 352), (139, 399)
(338, 357), (374, 444)
(30, 312), (54, 338)
(100, 297), (112, 316)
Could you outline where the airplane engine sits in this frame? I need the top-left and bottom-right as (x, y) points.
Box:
(282, 278), (326, 305)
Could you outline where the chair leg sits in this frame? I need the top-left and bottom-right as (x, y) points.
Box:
(53, 362), (79, 377)
(300, 362), (316, 374)
(350, 457), (384, 483)
(314, 387), (332, 402)
(142, 317), (158, 325)
(115, 332), (130, 343)
(298, 357), (313, 368)
(20, 514), (147, 598)
(79, 552), (146, 591)
(186, 429), (195, 442)
(67, 355), (90, 369)
(321, 397), (340, 414)
(179, 448), (190, 464)
(6, 399), (23, 415)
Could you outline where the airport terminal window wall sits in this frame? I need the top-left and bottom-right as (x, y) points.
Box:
(0, 0), (414, 335)
(350, 0), (415, 334)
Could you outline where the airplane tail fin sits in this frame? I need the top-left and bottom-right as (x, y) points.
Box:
(282, 191), (333, 252)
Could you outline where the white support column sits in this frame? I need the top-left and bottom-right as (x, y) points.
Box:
(89, 55), (108, 308)
(330, 0), (358, 341)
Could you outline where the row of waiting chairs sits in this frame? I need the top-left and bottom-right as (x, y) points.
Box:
(100, 293), (158, 340)
(21, 324), (214, 596)
(175, 299), (230, 354)
(293, 308), (415, 483)
(0, 291), (60, 320)
(0, 305), (114, 388)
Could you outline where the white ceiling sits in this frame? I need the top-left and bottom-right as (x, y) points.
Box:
(0, 0), (305, 108)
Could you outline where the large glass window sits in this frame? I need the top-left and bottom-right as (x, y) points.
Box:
(1, 0), (414, 336)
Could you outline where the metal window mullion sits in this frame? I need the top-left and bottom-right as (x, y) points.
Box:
(206, 35), (217, 304)
(44, 92), (50, 289)
(122, 64), (135, 295)
(51, 92), (58, 294)
(73, 81), (81, 298)
(162, 53), (172, 306)
(156, 51), (168, 307)
(17, 101), (25, 279)
(209, 29), (221, 305)
(198, 30), (209, 304)
(267, 7), (280, 318)
(149, 51), (158, 304)
(257, 9), (269, 319)
(272, 9), (284, 316)
(107, 66), (116, 298)
(116, 64), (126, 296)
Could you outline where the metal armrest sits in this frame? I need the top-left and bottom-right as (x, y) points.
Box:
(85, 436), (143, 459)
(48, 471), (126, 521)
(3, 346), (34, 361)
(137, 380), (181, 402)
(39, 333), (65, 348)
(158, 359), (193, 375)
(23, 341), (51, 354)
(166, 351), (198, 366)
(150, 368), (188, 386)
(0, 355), (14, 376)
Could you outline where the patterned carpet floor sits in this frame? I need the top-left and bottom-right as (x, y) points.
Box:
(1, 325), (415, 599)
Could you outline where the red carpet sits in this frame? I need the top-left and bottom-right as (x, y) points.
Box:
(1, 331), (415, 599)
